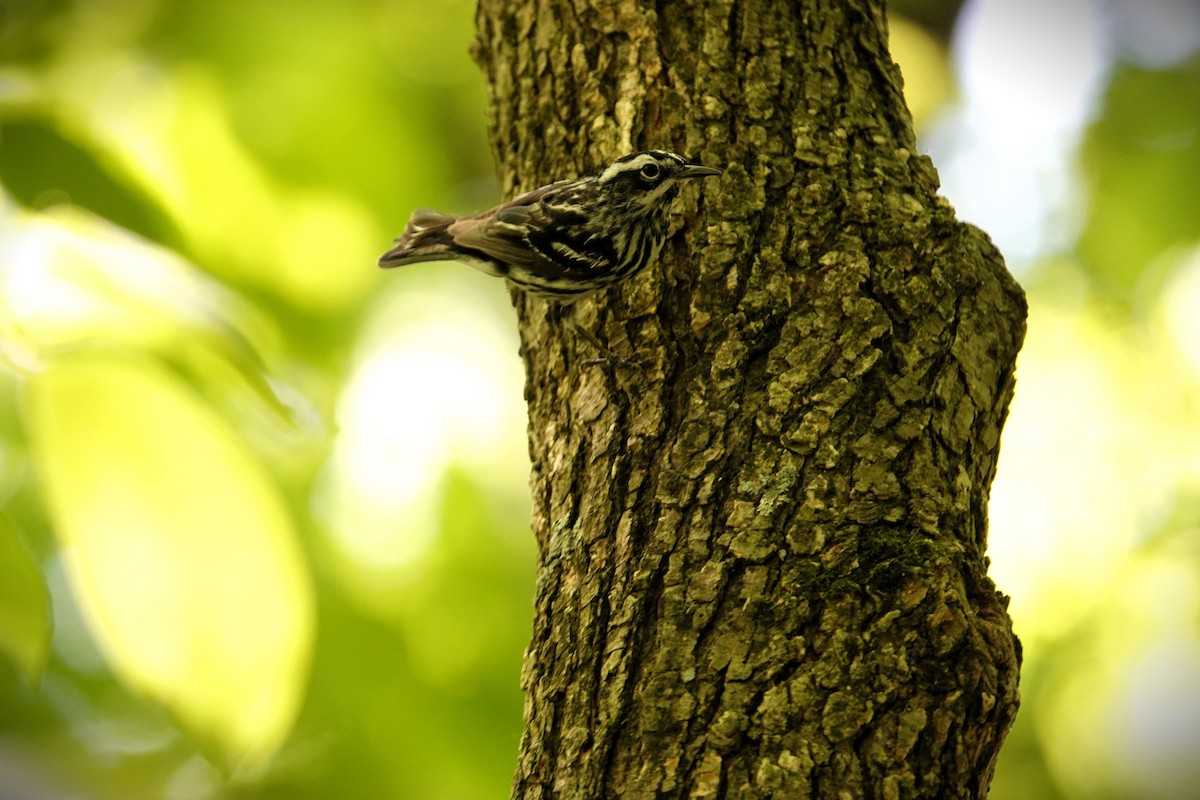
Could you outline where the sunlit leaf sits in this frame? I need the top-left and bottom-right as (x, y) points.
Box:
(0, 203), (296, 422)
(71, 67), (381, 312)
(0, 515), (51, 684)
(27, 354), (314, 770)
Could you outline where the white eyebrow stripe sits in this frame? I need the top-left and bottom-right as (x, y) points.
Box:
(599, 154), (653, 183)
(597, 151), (683, 184)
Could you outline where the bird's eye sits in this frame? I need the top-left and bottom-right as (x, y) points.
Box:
(640, 163), (661, 180)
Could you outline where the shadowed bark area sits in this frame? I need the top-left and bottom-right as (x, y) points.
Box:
(472, 0), (1026, 797)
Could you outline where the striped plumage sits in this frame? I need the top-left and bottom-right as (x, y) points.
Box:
(378, 151), (721, 299)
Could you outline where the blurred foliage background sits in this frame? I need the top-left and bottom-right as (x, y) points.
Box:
(0, 0), (1196, 797)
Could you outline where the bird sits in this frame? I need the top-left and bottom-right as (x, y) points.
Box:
(378, 150), (721, 300)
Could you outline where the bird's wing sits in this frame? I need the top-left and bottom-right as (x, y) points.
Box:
(446, 213), (539, 271)
(447, 182), (575, 277)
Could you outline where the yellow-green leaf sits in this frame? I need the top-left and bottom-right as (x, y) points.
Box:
(27, 354), (314, 771)
(0, 515), (51, 684)
(0, 205), (297, 424)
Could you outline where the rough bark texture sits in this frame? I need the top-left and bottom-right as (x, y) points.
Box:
(472, 1), (1026, 797)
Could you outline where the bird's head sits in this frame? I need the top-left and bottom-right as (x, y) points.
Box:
(596, 150), (721, 215)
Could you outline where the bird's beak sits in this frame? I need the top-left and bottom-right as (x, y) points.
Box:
(678, 164), (723, 179)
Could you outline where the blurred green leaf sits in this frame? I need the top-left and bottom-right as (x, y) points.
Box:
(152, 0), (488, 217)
(27, 354), (314, 772)
(0, 514), (51, 684)
(0, 117), (178, 244)
(1078, 59), (1200, 308)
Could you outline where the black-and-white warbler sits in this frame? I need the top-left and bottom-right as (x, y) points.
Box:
(378, 150), (721, 299)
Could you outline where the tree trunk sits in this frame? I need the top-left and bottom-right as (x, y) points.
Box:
(472, 1), (1026, 797)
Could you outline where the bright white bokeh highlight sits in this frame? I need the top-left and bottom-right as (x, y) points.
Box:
(928, 0), (1111, 265)
(316, 285), (526, 587)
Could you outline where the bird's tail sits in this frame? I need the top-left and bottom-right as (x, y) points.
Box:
(378, 209), (459, 268)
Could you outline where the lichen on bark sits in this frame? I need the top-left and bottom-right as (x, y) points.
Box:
(473, 0), (1026, 797)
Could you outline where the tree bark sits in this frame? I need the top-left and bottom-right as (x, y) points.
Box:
(472, 1), (1026, 797)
